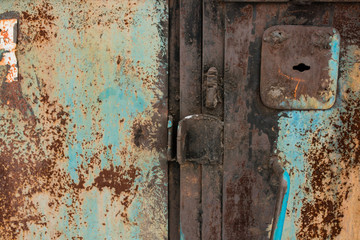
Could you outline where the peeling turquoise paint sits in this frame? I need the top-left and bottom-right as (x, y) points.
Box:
(0, 0), (168, 239)
(329, 31), (340, 84)
(277, 44), (360, 239)
(277, 109), (335, 238)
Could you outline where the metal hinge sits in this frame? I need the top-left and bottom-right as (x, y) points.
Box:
(167, 114), (223, 165)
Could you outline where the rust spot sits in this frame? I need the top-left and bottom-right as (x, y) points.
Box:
(0, 73), (34, 117)
(93, 164), (140, 197)
(20, 2), (57, 47)
(224, 174), (254, 238)
(131, 118), (152, 149)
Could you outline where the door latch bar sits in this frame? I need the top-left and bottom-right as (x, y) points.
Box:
(177, 114), (223, 165)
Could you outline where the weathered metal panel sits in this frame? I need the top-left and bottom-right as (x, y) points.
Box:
(0, 0), (168, 239)
(224, 2), (360, 240)
(278, 4), (360, 239)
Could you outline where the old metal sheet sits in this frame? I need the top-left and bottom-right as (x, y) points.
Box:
(223, 2), (360, 240)
(261, 25), (340, 110)
(0, 0), (168, 239)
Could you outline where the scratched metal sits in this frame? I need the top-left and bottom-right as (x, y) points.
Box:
(0, 0), (168, 239)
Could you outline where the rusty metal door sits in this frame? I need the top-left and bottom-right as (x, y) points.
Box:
(169, 0), (360, 240)
(0, 1), (168, 239)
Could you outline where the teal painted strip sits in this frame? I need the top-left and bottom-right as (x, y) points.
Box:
(180, 223), (185, 240)
(274, 171), (290, 240)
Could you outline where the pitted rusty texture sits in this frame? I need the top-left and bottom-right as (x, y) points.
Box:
(276, 5), (360, 240)
(0, 0), (168, 239)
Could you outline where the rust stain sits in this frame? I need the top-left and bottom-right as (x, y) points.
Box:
(0, 91), (68, 239)
(0, 0), (166, 238)
(20, 2), (57, 47)
(278, 68), (305, 98)
(94, 164), (140, 197)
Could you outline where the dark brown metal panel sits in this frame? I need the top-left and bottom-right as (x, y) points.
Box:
(179, 0), (202, 118)
(201, 0), (225, 240)
(201, 165), (223, 240)
(180, 163), (202, 239)
(179, 0), (203, 239)
(203, 0), (225, 118)
(169, 162), (181, 240)
(223, 3), (283, 239)
(223, 4), (255, 239)
(169, 0), (181, 239)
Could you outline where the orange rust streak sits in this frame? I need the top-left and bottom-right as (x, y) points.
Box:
(278, 68), (305, 98)
(294, 80), (301, 98)
(278, 68), (305, 83)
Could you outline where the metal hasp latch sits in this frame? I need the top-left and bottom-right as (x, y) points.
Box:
(260, 25), (340, 110)
(177, 114), (223, 165)
(205, 67), (219, 109)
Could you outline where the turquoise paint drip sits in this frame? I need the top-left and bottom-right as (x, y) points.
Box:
(273, 171), (290, 240)
(277, 110), (329, 238)
(180, 223), (185, 240)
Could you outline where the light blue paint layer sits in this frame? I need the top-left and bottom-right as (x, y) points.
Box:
(180, 223), (185, 240)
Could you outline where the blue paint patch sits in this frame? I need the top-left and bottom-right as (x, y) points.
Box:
(329, 32), (340, 90)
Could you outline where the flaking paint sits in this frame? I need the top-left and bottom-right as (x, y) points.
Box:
(0, 0), (168, 239)
(277, 45), (360, 239)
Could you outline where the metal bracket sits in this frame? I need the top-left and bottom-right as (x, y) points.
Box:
(177, 114), (223, 165)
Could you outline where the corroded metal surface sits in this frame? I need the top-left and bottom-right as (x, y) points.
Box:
(278, 4), (360, 239)
(223, 2), (360, 240)
(261, 25), (340, 110)
(0, 0), (168, 239)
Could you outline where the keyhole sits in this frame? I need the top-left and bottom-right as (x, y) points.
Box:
(293, 63), (310, 72)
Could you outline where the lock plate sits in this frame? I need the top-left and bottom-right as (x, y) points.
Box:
(260, 25), (340, 110)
